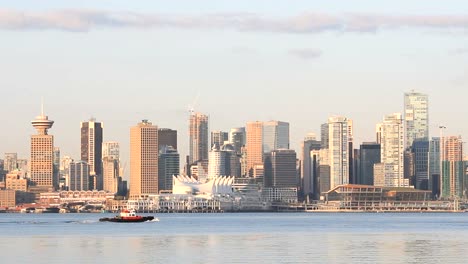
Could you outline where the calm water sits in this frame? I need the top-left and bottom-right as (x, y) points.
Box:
(1, 213), (468, 263)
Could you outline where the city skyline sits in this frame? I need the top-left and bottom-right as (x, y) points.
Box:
(1, 1), (467, 175)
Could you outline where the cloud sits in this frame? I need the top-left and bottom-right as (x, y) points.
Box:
(0, 9), (467, 33)
(289, 48), (322, 60)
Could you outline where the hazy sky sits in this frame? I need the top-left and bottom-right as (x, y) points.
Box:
(1, 1), (467, 177)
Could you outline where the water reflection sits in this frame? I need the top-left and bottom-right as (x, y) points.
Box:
(2, 214), (468, 263)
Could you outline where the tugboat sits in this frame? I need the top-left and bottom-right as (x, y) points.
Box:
(99, 210), (155, 223)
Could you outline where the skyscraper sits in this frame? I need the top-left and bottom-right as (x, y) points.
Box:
(211, 130), (228, 148)
(428, 137), (441, 196)
(229, 127), (246, 154)
(102, 157), (119, 193)
(378, 113), (409, 187)
(264, 149), (297, 188)
(81, 118), (103, 190)
(30, 106), (56, 190)
(262, 121), (290, 153)
(413, 140), (429, 189)
(102, 141), (120, 193)
(69, 161), (89, 191)
(404, 91), (429, 149)
(130, 120), (158, 198)
(440, 136), (463, 198)
(102, 141), (120, 160)
(301, 133), (321, 199)
(359, 143), (381, 185)
(189, 112), (209, 164)
(320, 123), (329, 149)
(158, 128), (177, 151)
(158, 146), (179, 192)
(246, 121), (263, 177)
(208, 145), (226, 180)
(3, 153), (17, 173)
(328, 116), (353, 189)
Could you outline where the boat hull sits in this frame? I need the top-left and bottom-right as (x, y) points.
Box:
(99, 216), (155, 223)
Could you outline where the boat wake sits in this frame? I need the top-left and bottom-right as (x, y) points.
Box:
(148, 218), (160, 222)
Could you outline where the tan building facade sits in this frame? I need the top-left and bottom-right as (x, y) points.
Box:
(130, 120), (159, 198)
(6, 172), (28, 192)
(0, 189), (15, 208)
(246, 121), (263, 177)
(30, 109), (55, 190)
(103, 157), (119, 193)
(189, 112), (209, 164)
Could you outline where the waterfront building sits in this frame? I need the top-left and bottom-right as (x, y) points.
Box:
(301, 133), (321, 199)
(246, 121), (263, 177)
(264, 149), (297, 189)
(378, 113), (409, 187)
(440, 136), (463, 198)
(69, 161), (90, 191)
(158, 128), (177, 151)
(229, 127), (246, 154)
(189, 112), (209, 164)
(211, 130), (228, 148)
(413, 141), (430, 190)
(359, 143), (381, 185)
(328, 116), (353, 189)
(3, 153), (17, 173)
(30, 106), (56, 191)
(81, 118), (103, 190)
(373, 163), (385, 186)
(0, 189), (15, 208)
(172, 175), (234, 195)
(130, 120), (159, 198)
(158, 146), (180, 192)
(404, 91), (429, 149)
(262, 121), (290, 154)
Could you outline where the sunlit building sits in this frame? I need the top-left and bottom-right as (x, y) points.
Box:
(404, 91), (429, 149)
(328, 116), (353, 189)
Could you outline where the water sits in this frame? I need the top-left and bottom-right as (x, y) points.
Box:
(1, 213), (468, 263)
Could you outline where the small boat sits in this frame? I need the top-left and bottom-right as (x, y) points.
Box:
(99, 210), (155, 223)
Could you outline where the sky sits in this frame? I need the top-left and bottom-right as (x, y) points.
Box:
(0, 1), (467, 177)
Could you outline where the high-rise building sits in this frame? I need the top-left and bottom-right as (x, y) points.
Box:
(130, 120), (158, 198)
(359, 143), (381, 185)
(158, 128), (177, 151)
(189, 112), (209, 164)
(320, 123), (329, 149)
(30, 107), (56, 190)
(262, 121), (290, 154)
(264, 149), (297, 188)
(229, 127), (246, 154)
(53, 147), (60, 189)
(246, 121), (263, 177)
(428, 137), (441, 196)
(211, 130), (229, 148)
(102, 141), (120, 160)
(208, 145), (226, 180)
(301, 133), (321, 199)
(440, 136), (463, 198)
(69, 161), (89, 191)
(103, 157), (119, 193)
(158, 146), (179, 192)
(413, 141), (429, 190)
(378, 113), (409, 187)
(3, 153), (17, 173)
(404, 91), (429, 149)
(60, 156), (73, 189)
(328, 116), (353, 189)
(81, 118), (103, 190)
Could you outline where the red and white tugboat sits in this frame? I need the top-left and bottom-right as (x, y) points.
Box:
(99, 210), (155, 223)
